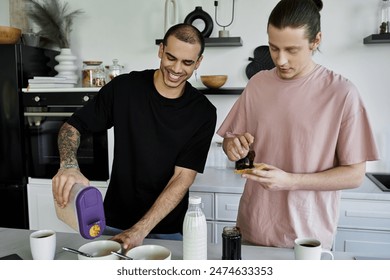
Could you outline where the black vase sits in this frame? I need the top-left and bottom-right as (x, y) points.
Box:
(184, 6), (214, 38)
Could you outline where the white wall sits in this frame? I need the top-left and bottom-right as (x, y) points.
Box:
(2, 0), (389, 172)
(0, 0), (9, 26)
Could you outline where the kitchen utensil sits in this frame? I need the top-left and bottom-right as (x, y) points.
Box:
(200, 75), (228, 89)
(62, 246), (93, 258)
(246, 45), (275, 79)
(0, 26), (21, 44)
(110, 251), (133, 260)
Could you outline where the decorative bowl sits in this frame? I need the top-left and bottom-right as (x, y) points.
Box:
(200, 75), (228, 89)
(0, 26), (22, 44)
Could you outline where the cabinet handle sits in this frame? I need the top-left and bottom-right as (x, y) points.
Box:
(225, 204), (238, 211)
(346, 210), (390, 219)
(24, 112), (74, 117)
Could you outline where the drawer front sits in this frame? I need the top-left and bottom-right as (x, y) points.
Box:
(338, 199), (390, 230)
(335, 228), (390, 255)
(215, 193), (241, 221)
(189, 191), (214, 220)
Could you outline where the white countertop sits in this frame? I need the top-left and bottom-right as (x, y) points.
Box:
(191, 167), (390, 201)
(0, 227), (370, 260)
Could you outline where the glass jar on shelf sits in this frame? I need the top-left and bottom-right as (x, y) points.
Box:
(379, 0), (390, 34)
(106, 59), (123, 83)
(82, 61), (106, 87)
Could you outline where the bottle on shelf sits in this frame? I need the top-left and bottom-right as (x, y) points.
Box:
(182, 196), (207, 260)
(379, 0), (390, 34)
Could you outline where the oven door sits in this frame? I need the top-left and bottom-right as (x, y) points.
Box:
(24, 107), (109, 181)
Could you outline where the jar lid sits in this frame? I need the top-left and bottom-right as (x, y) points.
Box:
(189, 196), (201, 204)
(83, 61), (102, 65)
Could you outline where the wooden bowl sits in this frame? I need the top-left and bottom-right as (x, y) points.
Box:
(201, 75), (228, 89)
(0, 26), (22, 44)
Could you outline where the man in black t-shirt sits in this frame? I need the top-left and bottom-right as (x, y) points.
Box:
(52, 23), (217, 251)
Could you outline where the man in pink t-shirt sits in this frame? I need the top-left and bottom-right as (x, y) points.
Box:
(217, 0), (379, 249)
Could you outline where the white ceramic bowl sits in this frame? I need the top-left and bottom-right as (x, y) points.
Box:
(126, 244), (171, 260)
(78, 240), (122, 260)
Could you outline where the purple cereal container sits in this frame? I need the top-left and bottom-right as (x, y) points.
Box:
(55, 184), (106, 239)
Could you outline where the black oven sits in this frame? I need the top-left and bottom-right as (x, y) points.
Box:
(23, 91), (109, 181)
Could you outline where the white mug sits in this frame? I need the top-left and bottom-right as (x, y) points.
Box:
(30, 229), (56, 260)
(294, 237), (334, 260)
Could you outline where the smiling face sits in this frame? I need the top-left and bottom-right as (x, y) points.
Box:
(268, 24), (321, 80)
(155, 36), (203, 98)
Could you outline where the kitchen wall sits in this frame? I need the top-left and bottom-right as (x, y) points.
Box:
(2, 0), (389, 172)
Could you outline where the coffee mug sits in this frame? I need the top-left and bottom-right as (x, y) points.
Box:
(294, 237), (334, 260)
(30, 229), (56, 260)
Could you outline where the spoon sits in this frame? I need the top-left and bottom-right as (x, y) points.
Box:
(62, 246), (93, 258)
(110, 251), (133, 260)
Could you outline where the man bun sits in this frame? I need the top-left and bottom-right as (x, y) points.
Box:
(312, 0), (323, 11)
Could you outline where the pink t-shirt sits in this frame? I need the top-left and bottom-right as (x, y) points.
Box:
(217, 65), (379, 249)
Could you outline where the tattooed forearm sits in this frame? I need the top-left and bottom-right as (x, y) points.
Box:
(58, 122), (81, 167)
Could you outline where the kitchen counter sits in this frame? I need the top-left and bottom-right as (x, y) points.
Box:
(0, 227), (374, 260)
(191, 167), (390, 201)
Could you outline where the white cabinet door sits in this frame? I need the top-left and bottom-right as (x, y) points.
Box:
(28, 182), (107, 233)
(28, 183), (75, 232)
(334, 228), (390, 255)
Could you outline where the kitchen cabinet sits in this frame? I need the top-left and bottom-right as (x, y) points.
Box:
(334, 194), (390, 254)
(190, 168), (245, 244)
(191, 168), (390, 253)
(27, 178), (108, 233)
(190, 180), (242, 244)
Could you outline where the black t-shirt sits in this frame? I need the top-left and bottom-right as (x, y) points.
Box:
(67, 70), (217, 233)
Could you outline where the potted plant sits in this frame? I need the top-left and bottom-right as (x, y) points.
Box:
(25, 0), (83, 84)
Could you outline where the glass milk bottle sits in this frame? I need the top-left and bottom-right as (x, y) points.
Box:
(183, 196), (207, 260)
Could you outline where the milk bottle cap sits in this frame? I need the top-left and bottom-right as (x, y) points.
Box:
(189, 196), (201, 204)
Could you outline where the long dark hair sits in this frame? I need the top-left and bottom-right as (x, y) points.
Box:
(268, 0), (323, 43)
(162, 23), (205, 58)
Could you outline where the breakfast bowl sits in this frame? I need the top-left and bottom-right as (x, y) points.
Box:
(77, 240), (122, 260)
(126, 244), (171, 260)
(200, 75), (228, 89)
(0, 26), (22, 44)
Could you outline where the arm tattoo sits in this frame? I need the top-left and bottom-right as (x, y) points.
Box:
(58, 123), (81, 167)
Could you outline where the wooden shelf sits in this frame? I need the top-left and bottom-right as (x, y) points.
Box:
(155, 37), (243, 47)
(197, 87), (244, 95)
(363, 33), (390, 44)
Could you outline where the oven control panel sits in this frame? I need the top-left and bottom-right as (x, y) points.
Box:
(22, 91), (98, 107)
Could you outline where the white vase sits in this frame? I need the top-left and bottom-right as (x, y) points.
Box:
(54, 48), (78, 84)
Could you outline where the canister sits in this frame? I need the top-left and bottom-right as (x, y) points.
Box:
(82, 61), (105, 87)
(54, 184), (106, 239)
(222, 226), (241, 260)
